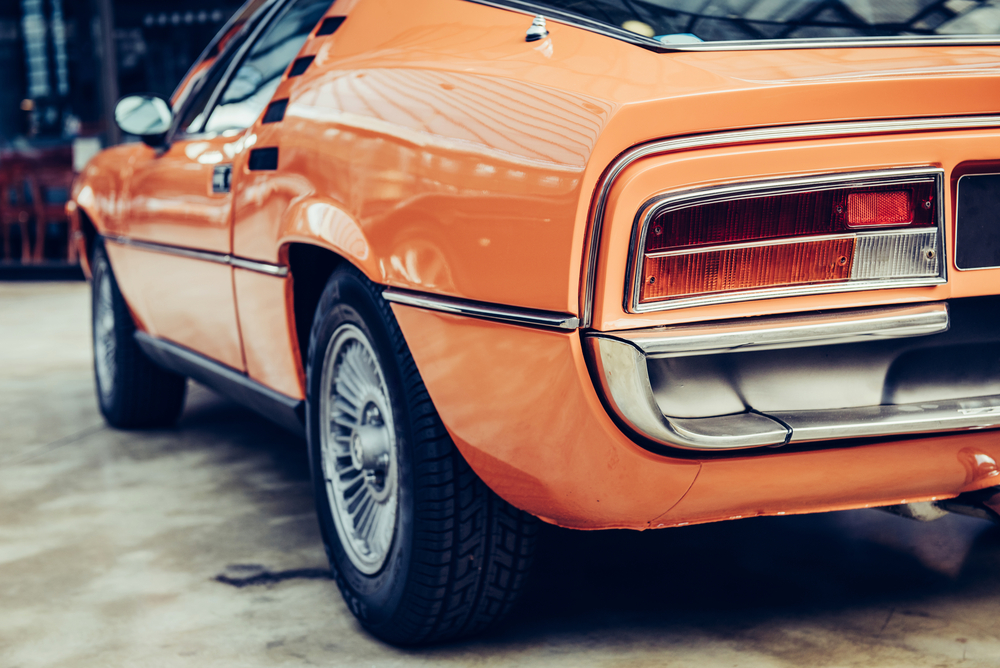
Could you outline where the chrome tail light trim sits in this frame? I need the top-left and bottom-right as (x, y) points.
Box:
(627, 168), (946, 313)
(581, 116), (1000, 328)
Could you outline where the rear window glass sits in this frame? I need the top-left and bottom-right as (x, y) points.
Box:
(518, 0), (1000, 44)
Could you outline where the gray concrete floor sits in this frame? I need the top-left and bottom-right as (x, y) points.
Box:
(3, 281), (1000, 667)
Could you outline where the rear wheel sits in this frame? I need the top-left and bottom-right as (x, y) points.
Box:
(92, 244), (187, 428)
(306, 266), (539, 645)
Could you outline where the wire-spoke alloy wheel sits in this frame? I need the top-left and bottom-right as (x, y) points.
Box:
(306, 266), (539, 646)
(320, 323), (398, 575)
(90, 244), (186, 429)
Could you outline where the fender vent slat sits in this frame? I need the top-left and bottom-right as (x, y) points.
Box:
(288, 56), (314, 77)
(262, 99), (288, 124)
(315, 16), (345, 36)
(248, 147), (278, 171)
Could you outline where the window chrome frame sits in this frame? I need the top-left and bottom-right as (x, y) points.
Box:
(623, 167), (947, 314)
(465, 0), (1000, 53)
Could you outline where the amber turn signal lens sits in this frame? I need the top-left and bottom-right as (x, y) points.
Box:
(846, 191), (912, 227)
(641, 238), (855, 302)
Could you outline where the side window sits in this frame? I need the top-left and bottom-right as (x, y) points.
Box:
(202, 0), (332, 134)
(176, 39), (248, 134)
(174, 0), (273, 133)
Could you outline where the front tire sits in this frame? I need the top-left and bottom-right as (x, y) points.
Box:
(306, 266), (538, 645)
(91, 244), (187, 428)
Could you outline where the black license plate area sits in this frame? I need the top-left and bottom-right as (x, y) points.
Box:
(957, 173), (1000, 270)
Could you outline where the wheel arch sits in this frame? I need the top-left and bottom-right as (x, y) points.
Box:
(278, 198), (385, 376)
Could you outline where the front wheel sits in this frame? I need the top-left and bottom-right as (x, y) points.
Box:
(91, 244), (186, 428)
(306, 266), (538, 645)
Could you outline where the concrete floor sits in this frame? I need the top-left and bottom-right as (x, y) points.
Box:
(2, 281), (1000, 667)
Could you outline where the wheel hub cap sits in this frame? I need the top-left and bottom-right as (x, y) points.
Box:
(319, 324), (398, 575)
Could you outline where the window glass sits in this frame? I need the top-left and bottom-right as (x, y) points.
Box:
(202, 0), (332, 133)
(171, 0), (273, 110)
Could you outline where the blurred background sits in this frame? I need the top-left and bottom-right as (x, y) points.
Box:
(0, 0), (241, 274)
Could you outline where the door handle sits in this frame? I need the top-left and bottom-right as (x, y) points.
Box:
(212, 164), (232, 194)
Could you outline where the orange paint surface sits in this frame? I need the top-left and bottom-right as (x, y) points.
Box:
(70, 0), (1000, 529)
(393, 302), (1000, 530)
(234, 268), (304, 398)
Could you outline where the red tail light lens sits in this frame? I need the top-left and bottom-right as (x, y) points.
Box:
(632, 173), (943, 310)
(846, 191), (912, 227)
(644, 182), (934, 255)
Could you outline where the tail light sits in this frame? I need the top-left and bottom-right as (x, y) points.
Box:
(630, 169), (945, 311)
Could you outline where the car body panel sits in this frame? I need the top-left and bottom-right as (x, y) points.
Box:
(389, 302), (701, 528)
(591, 126), (1000, 331)
(70, 0), (1000, 530)
(393, 300), (1000, 529)
(233, 267), (304, 398)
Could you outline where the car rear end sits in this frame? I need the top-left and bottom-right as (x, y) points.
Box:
(395, 0), (1000, 530)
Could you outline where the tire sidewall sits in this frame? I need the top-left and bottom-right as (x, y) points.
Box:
(91, 245), (120, 419)
(305, 269), (414, 628)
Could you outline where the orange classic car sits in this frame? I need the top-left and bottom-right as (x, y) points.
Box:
(70, 0), (1000, 645)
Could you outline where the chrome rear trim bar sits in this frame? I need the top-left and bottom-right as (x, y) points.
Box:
(585, 302), (996, 451)
(777, 397), (1000, 444)
(607, 302), (949, 358)
(383, 288), (580, 331)
(587, 334), (790, 449)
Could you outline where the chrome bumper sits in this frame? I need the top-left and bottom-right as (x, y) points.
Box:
(587, 302), (1000, 451)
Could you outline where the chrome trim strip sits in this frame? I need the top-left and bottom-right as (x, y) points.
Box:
(644, 226), (934, 260)
(603, 302), (949, 359)
(586, 335), (790, 450)
(627, 168), (946, 314)
(230, 256), (289, 276)
(664, 36), (1000, 52)
(464, 0), (1000, 53)
(587, 308), (1000, 451)
(628, 277), (947, 313)
(581, 118), (1000, 327)
(383, 289), (580, 331)
(104, 236), (289, 277)
(777, 396), (1000, 443)
(111, 236), (229, 266)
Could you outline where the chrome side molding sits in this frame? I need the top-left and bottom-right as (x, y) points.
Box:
(383, 288), (580, 331)
(104, 235), (289, 277)
(605, 302), (949, 358)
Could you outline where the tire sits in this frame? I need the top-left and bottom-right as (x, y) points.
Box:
(306, 266), (539, 646)
(91, 244), (187, 428)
